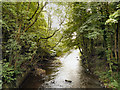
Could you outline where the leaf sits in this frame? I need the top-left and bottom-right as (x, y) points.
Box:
(109, 9), (120, 19)
(105, 18), (118, 25)
(110, 80), (119, 88)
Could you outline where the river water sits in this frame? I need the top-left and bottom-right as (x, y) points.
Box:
(21, 49), (102, 88)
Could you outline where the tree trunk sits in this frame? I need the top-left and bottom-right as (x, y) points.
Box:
(90, 39), (94, 56)
(114, 27), (118, 60)
(118, 20), (120, 65)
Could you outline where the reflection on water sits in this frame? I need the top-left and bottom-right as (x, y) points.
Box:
(21, 49), (102, 88)
(41, 49), (101, 88)
(43, 49), (81, 88)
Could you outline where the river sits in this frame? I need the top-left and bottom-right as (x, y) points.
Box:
(21, 49), (102, 88)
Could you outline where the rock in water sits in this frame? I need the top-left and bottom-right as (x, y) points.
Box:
(51, 80), (55, 84)
(65, 80), (72, 83)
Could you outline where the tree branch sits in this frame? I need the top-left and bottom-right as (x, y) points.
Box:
(40, 28), (60, 39)
(27, 2), (39, 21)
(51, 35), (63, 50)
(23, 2), (47, 33)
(15, 24), (22, 41)
(39, 16), (66, 40)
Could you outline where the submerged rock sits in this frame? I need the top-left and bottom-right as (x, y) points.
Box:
(51, 80), (55, 84)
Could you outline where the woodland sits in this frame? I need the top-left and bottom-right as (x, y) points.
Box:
(1, 1), (120, 89)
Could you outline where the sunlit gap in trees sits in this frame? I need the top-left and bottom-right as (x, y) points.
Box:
(72, 32), (77, 40)
(44, 2), (66, 30)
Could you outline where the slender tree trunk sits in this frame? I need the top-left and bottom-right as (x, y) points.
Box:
(103, 31), (107, 48)
(100, 3), (106, 48)
(14, 54), (18, 69)
(90, 39), (94, 56)
(118, 20), (120, 65)
(114, 27), (118, 60)
(15, 24), (21, 41)
(110, 29), (114, 61)
(30, 54), (35, 63)
(111, 52), (113, 60)
(108, 47), (113, 76)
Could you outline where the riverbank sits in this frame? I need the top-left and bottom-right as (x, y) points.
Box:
(2, 56), (56, 89)
(81, 54), (120, 89)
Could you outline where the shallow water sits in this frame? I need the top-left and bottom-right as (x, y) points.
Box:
(21, 49), (102, 88)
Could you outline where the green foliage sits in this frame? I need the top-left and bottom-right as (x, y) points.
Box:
(106, 8), (120, 25)
(105, 18), (118, 25)
(63, 2), (120, 89)
(3, 62), (16, 83)
(109, 9), (120, 19)
(2, 2), (50, 86)
(2, 2), (120, 89)
(86, 31), (100, 39)
(2, 2), (68, 87)
(96, 71), (120, 89)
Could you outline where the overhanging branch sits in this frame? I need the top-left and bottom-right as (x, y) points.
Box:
(40, 28), (60, 39)
(51, 35), (63, 50)
(27, 2), (39, 21)
(23, 2), (47, 33)
(39, 15), (66, 40)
